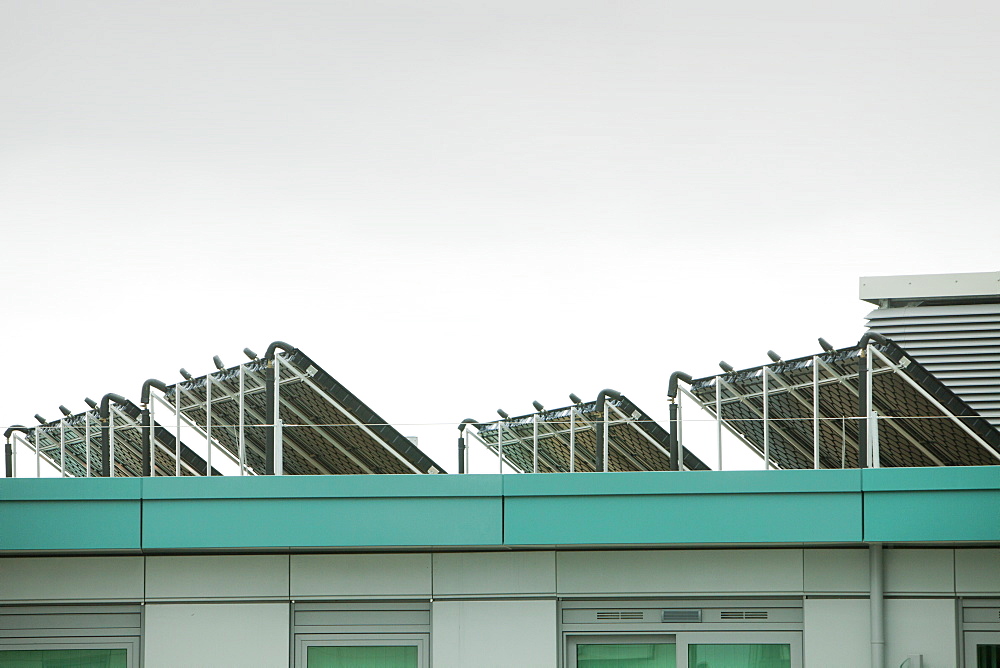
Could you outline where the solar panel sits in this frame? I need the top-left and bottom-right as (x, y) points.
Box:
(470, 395), (710, 473)
(22, 401), (214, 478)
(162, 348), (444, 475)
(684, 338), (1000, 469)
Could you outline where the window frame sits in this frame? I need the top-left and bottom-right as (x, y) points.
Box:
(964, 631), (1000, 668)
(294, 632), (428, 668)
(0, 638), (139, 668)
(565, 631), (802, 668)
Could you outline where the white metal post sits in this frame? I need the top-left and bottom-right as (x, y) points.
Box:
(274, 354), (282, 476)
(532, 413), (539, 473)
(85, 412), (91, 477)
(866, 344), (875, 466)
(174, 384), (181, 476)
(569, 409), (576, 473)
(715, 380), (722, 471)
(149, 395), (156, 477)
(35, 428), (40, 478)
(603, 403), (610, 472)
(109, 416), (115, 477)
(763, 368), (770, 470)
(59, 419), (66, 477)
(206, 375), (213, 477)
(872, 410), (880, 468)
(239, 364), (246, 476)
(813, 356), (820, 469)
(497, 422), (504, 474)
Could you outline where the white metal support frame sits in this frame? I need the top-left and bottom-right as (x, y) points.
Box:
(85, 411), (91, 477)
(108, 415), (115, 478)
(273, 353), (283, 476)
(812, 357), (820, 469)
(532, 413), (539, 473)
(59, 419), (65, 477)
(238, 364), (246, 475)
(497, 421), (504, 474)
(715, 380), (722, 470)
(149, 395), (156, 477)
(869, 344), (1000, 462)
(206, 374), (213, 476)
(762, 368), (770, 470)
(865, 344), (874, 467)
(35, 426), (40, 478)
(569, 408), (576, 473)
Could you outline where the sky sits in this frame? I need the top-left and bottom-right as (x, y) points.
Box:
(2, 1), (999, 475)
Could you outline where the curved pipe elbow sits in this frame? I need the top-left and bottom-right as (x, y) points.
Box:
(667, 372), (693, 400)
(458, 418), (480, 433)
(595, 388), (621, 411)
(4, 425), (32, 440)
(99, 393), (128, 420)
(141, 379), (170, 405)
(265, 340), (294, 360)
(859, 332), (889, 348)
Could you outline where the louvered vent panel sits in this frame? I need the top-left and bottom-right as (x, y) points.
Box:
(867, 303), (1000, 428)
(595, 611), (645, 621)
(660, 609), (702, 623)
(720, 610), (768, 620)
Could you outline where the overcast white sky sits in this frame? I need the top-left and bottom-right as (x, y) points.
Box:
(2, 1), (999, 475)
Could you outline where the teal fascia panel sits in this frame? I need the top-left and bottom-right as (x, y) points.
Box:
(863, 466), (1000, 542)
(142, 475), (503, 549)
(0, 478), (142, 551)
(503, 470), (863, 546)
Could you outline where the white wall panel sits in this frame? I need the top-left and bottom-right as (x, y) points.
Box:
(884, 549), (955, 594)
(144, 602), (289, 668)
(955, 549), (1000, 595)
(803, 598), (869, 668)
(804, 549), (869, 593)
(885, 598), (958, 668)
(0, 557), (143, 603)
(290, 553), (431, 598)
(145, 555), (289, 600)
(433, 551), (555, 596)
(432, 599), (557, 668)
(557, 550), (804, 595)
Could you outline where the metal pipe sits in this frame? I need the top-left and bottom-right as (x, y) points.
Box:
(99, 393), (128, 477)
(264, 341), (294, 475)
(870, 543), (885, 668)
(140, 380), (170, 477)
(818, 337), (835, 352)
(4, 425), (31, 477)
(857, 349), (868, 469)
(457, 419), (479, 474)
(767, 350), (782, 363)
(667, 372), (692, 472)
(594, 389), (621, 473)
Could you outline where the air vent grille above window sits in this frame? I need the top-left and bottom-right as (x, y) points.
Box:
(720, 610), (768, 620)
(596, 611), (645, 621)
(661, 609), (702, 623)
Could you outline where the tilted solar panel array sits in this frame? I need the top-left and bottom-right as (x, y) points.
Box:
(688, 340), (1000, 470)
(473, 396), (710, 473)
(165, 349), (444, 475)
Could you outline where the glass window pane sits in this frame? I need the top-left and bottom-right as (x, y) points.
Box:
(307, 645), (418, 668)
(577, 643), (676, 668)
(688, 643), (791, 668)
(978, 644), (1000, 668)
(0, 649), (127, 668)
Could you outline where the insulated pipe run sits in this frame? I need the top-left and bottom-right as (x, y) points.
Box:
(264, 341), (295, 475)
(99, 393), (128, 477)
(870, 543), (885, 668)
(594, 389), (621, 472)
(667, 372), (693, 472)
(4, 425), (31, 478)
(140, 379), (171, 477)
(457, 419), (479, 474)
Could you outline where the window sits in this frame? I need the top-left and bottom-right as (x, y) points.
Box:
(567, 633), (800, 668)
(307, 644), (418, 668)
(0, 648), (127, 668)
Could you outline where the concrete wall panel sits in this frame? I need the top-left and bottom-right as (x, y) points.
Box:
(145, 555), (289, 601)
(884, 549), (955, 594)
(803, 598), (869, 668)
(0, 556), (143, 603)
(557, 549), (804, 595)
(290, 553), (431, 598)
(884, 598), (958, 668)
(433, 552), (555, 596)
(804, 549), (869, 593)
(955, 549), (1000, 595)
